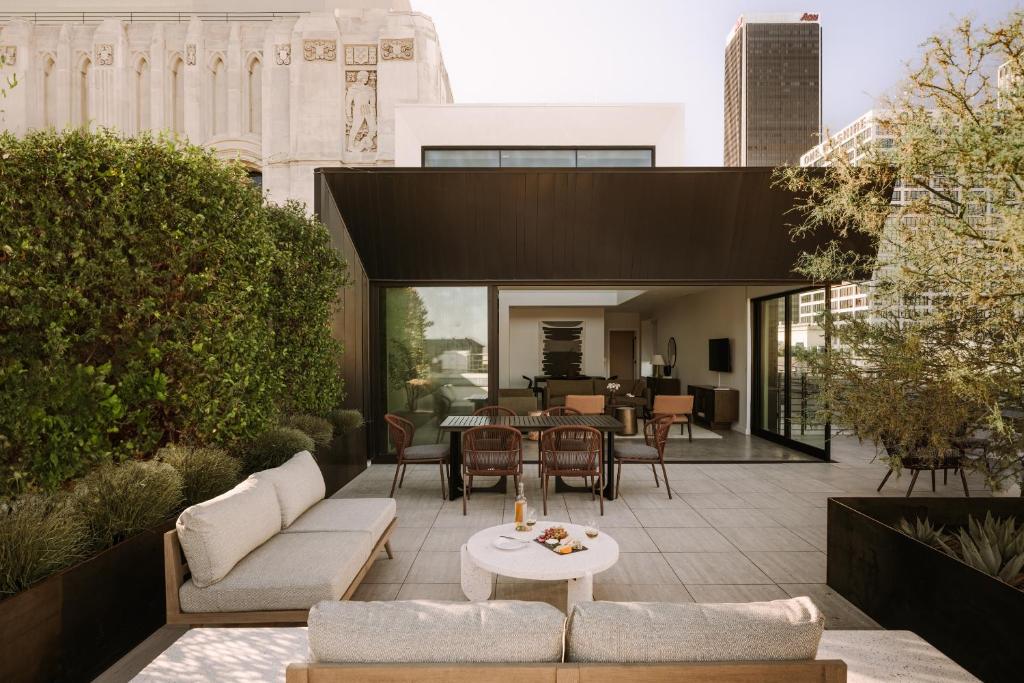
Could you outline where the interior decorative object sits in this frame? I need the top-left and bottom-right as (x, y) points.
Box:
(651, 354), (666, 378)
(665, 337), (677, 377)
(540, 321), (584, 377)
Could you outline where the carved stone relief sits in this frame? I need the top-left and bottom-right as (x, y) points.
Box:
(95, 44), (114, 66)
(1, 46), (16, 66)
(185, 43), (196, 65)
(380, 38), (413, 61)
(344, 44), (377, 65)
(344, 69), (377, 153)
(303, 39), (337, 62)
(275, 43), (291, 66)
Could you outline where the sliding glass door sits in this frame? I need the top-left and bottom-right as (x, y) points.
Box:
(752, 287), (831, 459)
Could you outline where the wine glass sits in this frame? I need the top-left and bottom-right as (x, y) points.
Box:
(584, 520), (599, 539)
(526, 508), (537, 528)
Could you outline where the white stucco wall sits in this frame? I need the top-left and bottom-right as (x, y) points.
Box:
(394, 103), (685, 166)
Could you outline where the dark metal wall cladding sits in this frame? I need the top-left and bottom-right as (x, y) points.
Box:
(321, 167), (871, 283)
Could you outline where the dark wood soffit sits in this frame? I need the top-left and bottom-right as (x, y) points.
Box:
(319, 167), (875, 284)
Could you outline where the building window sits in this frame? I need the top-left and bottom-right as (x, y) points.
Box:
(248, 170), (263, 189)
(246, 56), (262, 136)
(170, 57), (184, 135)
(423, 147), (654, 168)
(135, 57), (151, 133)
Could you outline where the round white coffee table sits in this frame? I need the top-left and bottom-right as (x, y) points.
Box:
(461, 522), (619, 611)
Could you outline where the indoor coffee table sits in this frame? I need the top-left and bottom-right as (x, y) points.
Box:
(461, 522), (619, 611)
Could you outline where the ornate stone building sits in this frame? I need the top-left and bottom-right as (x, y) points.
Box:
(0, 1), (452, 206)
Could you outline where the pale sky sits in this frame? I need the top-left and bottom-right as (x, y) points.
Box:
(412, 0), (1020, 165)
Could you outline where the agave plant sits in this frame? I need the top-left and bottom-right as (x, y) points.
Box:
(897, 516), (955, 555)
(955, 513), (1024, 587)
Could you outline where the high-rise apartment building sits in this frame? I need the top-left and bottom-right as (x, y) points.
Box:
(724, 12), (822, 166)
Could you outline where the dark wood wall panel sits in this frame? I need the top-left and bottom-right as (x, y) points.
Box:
(321, 167), (874, 284)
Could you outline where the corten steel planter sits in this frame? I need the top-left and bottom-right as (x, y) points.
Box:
(827, 497), (1024, 683)
(0, 518), (175, 683)
(316, 425), (368, 497)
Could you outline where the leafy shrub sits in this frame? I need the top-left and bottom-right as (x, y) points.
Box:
(0, 494), (89, 596)
(158, 444), (242, 507)
(280, 414), (334, 449)
(329, 409), (365, 435)
(241, 427), (315, 473)
(0, 129), (348, 496)
(73, 460), (183, 550)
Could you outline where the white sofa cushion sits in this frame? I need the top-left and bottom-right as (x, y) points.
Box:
(179, 531), (373, 613)
(308, 600), (566, 663)
(251, 451), (326, 528)
(566, 598), (823, 663)
(176, 477), (282, 588)
(281, 498), (396, 541)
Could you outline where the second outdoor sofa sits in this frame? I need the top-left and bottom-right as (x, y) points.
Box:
(164, 451), (396, 625)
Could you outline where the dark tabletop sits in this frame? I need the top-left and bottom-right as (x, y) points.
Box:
(439, 414), (623, 432)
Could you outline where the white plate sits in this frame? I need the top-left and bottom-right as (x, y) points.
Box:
(492, 537), (527, 551)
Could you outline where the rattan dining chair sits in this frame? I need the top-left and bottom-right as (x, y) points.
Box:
(651, 395), (694, 440)
(461, 425), (523, 515)
(614, 414), (673, 500)
(540, 425), (604, 516)
(473, 405), (517, 417)
(537, 406), (582, 479)
(384, 413), (450, 500)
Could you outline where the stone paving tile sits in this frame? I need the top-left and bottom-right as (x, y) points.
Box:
(646, 527), (737, 553)
(744, 551), (828, 583)
(678, 492), (751, 509)
(396, 583), (468, 601)
(596, 552), (682, 585)
(594, 584), (694, 603)
(405, 551), (461, 583)
(351, 582), (402, 601)
(780, 583), (880, 629)
(363, 552), (415, 584)
(633, 508), (710, 528)
(663, 552), (773, 585)
(685, 584), (789, 603)
(717, 527), (817, 552)
(697, 507), (781, 528)
(787, 525), (829, 552)
(602, 527), (658, 552)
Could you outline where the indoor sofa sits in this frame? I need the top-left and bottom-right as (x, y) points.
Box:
(164, 451), (396, 625)
(544, 378), (650, 412)
(286, 597), (843, 682)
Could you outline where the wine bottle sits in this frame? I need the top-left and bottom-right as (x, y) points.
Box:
(514, 482), (527, 530)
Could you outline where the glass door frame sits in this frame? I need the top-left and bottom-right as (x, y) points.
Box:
(750, 285), (832, 461)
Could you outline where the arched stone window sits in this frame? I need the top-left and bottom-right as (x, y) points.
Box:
(210, 56), (227, 137)
(43, 56), (57, 129)
(134, 56), (151, 133)
(246, 56), (262, 136)
(170, 56), (184, 135)
(76, 56), (92, 128)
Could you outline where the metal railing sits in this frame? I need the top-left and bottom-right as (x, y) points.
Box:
(0, 11), (308, 25)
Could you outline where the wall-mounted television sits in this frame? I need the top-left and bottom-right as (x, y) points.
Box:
(709, 338), (732, 373)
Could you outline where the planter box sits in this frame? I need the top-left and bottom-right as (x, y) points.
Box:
(316, 426), (368, 497)
(0, 518), (175, 683)
(828, 497), (1024, 683)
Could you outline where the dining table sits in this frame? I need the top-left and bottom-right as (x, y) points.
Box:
(438, 414), (624, 501)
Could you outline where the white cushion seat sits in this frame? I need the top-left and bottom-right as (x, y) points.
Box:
(179, 531), (372, 613)
(402, 444), (449, 460)
(566, 598), (824, 663)
(308, 600), (566, 663)
(251, 451), (326, 528)
(614, 443), (659, 460)
(282, 498), (396, 541)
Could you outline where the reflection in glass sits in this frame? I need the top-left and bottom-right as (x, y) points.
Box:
(383, 287), (489, 445)
(576, 148), (653, 167)
(423, 149), (500, 167)
(790, 290), (827, 449)
(757, 297), (785, 437)
(500, 149), (577, 167)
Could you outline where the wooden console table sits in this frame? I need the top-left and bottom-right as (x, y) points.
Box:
(687, 385), (739, 430)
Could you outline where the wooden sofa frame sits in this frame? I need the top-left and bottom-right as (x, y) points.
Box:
(164, 517), (397, 626)
(285, 660), (846, 682)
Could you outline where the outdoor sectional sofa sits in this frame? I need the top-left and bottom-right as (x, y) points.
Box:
(285, 597), (845, 682)
(164, 451), (396, 625)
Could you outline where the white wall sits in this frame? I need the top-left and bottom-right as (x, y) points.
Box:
(649, 285), (792, 433)
(504, 307), (605, 388)
(394, 103), (686, 166)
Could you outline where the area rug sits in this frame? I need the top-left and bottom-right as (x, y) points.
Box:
(618, 421), (722, 440)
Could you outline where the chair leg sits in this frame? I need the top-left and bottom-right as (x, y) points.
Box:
(598, 470), (604, 516)
(877, 468), (893, 492)
(931, 468), (936, 492)
(390, 462), (402, 498)
(440, 461), (447, 501)
(398, 464), (407, 489)
(661, 462), (671, 500)
(943, 468), (948, 485)
(652, 463), (660, 488)
(462, 474), (468, 515)
(384, 541), (394, 559)
(615, 460), (623, 500)
(960, 467), (970, 497)
(590, 474), (596, 501)
(542, 474), (549, 515)
(680, 422), (685, 436)
(906, 470), (920, 497)
(687, 422), (692, 442)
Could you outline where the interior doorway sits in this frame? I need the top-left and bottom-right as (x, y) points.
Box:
(608, 330), (636, 381)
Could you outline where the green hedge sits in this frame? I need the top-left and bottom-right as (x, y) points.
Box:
(0, 129), (347, 496)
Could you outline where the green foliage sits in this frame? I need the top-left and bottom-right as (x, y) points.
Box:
(0, 494), (88, 596)
(776, 13), (1024, 490)
(0, 129), (348, 496)
(158, 444), (242, 507)
(72, 460), (183, 550)
(328, 409), (365, 435)
(897, 516), (954, 554)
(241, 426), (314, 473)
(385, 288), (432, 411)
(279, 414), (334, 449)
(954, 512), (1024, 586)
